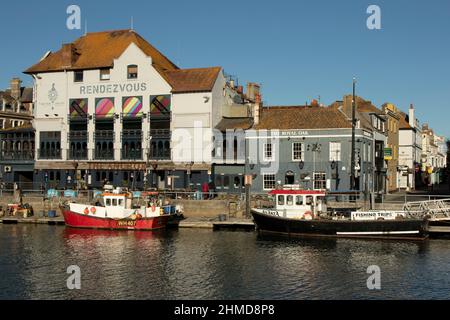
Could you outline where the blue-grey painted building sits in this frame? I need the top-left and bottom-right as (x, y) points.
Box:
(244, 105), (386, 195)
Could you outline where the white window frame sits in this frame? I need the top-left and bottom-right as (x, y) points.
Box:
(263, 143), (273, 162)
(263, 174), (276, 190)
(313, 172), (326, 190)
(329, 142), (341, 161)
(292, 142), (304, 161)
(100, 68), (111, 81)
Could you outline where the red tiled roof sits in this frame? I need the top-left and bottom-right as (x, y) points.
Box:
(164, 67), (222, 93)
(25, 29), (178, 74)
(399, 112), (412, 129)
(24, 30), (222, 93)
(255, 106), (352, 130)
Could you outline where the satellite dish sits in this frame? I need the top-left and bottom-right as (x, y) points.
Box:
(40, 51), (52, 61)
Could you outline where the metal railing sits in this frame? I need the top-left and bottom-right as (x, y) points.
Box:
(37, 149), (62, 160)
(121, 149), (143, 160)
(94, 149), (115, 160)
(67, 149), (88, 160)
(0, 151), (35, 161)
(94, 131), (115, 141)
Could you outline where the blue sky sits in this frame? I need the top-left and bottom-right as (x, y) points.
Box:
(1, 0), (449, 138)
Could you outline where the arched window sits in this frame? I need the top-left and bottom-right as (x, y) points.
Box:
(127, 65), (138, 79)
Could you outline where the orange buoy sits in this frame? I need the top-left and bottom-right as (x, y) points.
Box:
(90, 207), (96, 215)
(84, 207), (89, 215)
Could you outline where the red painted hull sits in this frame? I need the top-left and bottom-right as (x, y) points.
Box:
(61, 207), (170, 231)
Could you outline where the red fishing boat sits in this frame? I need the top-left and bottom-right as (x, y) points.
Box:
(60, 189), (179, 231)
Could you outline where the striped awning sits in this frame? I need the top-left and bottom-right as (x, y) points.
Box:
(95, 98), (115, 118)
(122, 96), (143, 118)
(69, 99), (88, 118)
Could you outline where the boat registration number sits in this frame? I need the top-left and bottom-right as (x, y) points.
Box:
(117, 220), (137, 227)
(263, 210), (280, 217)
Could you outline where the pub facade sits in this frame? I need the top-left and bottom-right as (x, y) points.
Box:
(24, 29), (255, 190)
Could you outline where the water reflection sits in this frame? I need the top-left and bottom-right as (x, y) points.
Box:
(0, 225), (449, 300)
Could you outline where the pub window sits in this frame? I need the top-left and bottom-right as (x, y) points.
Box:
(127, 65), (138, 79)
(292, 142), (304, 161)
(329, 142), (341, 161)
(313, 172), (326, 190)
(100, 68), (111, 81)
(223, 176), (230, 189)
(234, 176), (242, 188)
(263, 174), (276, 190)
(74, 71), (84, 82)
(264, 143), (273, 161)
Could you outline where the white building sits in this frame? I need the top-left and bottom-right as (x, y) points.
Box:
(24, 29), (255, 190)
(421, 124), (446, 184)
(398, 105), (422, 190)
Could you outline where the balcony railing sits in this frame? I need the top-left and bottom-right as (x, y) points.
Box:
(122, 130), (143, 139)
(150, 129), (171, 138)
(122, 149), (143, 160)
(68, 131), (88, 141)
(38, 149), (62, 160)
(94, 130), (115, 141)
(68, 149), (88, 160)
(0, 151), (35, 161)
(94, 149), (115, 160)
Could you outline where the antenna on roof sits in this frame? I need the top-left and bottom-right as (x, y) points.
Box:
(131, 16), (134, 31)
(84, 19), (88, 36)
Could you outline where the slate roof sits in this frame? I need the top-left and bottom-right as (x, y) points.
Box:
(255, 106), (352, 130)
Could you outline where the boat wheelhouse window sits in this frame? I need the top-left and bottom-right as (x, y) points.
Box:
(287, 195), (294, 206)
(306, 196), (313, 205)
(296, 196), (303, 206)
(278, 195), (285, 206)
(118, 199), (124, 206)
(106, 198), (111, 206)
(112, 199), (117, 206)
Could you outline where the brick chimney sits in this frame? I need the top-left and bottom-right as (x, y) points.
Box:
(10, 78), (22, 100)
(61, 43), (78, 68)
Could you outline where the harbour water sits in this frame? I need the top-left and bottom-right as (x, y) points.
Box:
(0, 224), (449, 300)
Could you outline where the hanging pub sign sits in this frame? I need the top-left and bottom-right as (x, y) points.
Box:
(384, 148), (393, 161)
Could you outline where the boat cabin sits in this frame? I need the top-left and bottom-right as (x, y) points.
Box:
(269, 189), (327, 219)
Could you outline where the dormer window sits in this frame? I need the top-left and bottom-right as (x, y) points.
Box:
(100, 68), (111, 81)
(127, 65), (138, 79)
(74, 71), (84, 83)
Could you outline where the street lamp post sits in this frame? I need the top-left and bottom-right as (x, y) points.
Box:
(350, 78), (357, 192)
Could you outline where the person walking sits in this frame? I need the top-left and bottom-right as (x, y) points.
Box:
(202, 181), (209, 200)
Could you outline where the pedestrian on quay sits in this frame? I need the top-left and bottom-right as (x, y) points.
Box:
(208, 179), (215, 200)
(202, 181), (209, 200)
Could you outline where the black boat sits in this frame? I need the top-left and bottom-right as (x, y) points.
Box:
(252, 189), (428, 240)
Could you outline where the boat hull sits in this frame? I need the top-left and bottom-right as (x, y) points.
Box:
(61, 207), (171, 231)
(427, 219), (450, 238)
(251, 210), (428, 240)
